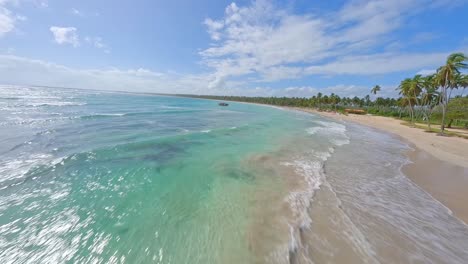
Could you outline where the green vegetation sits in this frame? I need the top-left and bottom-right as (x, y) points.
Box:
(434, 97), (468, 129)
(178, 53), (468, 134)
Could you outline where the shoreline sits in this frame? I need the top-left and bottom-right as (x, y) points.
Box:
(286, 107), (468, 168)
(286, 106), (468, 224)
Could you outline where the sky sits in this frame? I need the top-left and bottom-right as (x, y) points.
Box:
(0, 0), (467, 98)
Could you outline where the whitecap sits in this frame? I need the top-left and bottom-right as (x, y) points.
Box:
(305, 127), (321, 135)
(306, 120), (350, 146)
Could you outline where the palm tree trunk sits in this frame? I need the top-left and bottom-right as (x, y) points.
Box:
(440, 87), (448, 134)
(425, 112), (431, 131)
(407, 97), (414, 125)
(411, 106), (414, 124)
(440, 71), (449, 134)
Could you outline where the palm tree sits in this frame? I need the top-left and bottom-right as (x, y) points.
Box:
(398, 79), (410, 121)
(435, 53), (468, 135)
(317, 92), (322, 109)
(364, 94), (371, 110)
(454, 74), (468, 97)
(398, 77), (421, 125)
(411, 75), (424, 119)
(329, 93), (339, 111)
(420, 74), (439, 130)
(370, 85), (381, 95)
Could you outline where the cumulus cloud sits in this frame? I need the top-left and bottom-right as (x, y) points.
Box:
(0, 0), (37, 38)
(50, 26), (79, 47)
(200, 0), (461, 84)
(0, 6), (14, 36)
(85, 36), (110, 53)
(416, 69), (437, 76)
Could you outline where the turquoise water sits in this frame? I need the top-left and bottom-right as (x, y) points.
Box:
(1, 86), (468, 264)
(0, 86), (337, 263)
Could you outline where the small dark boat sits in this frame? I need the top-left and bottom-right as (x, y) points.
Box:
(218, 102), (229, 106)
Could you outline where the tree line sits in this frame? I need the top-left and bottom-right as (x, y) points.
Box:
(179, 53), (468, 134)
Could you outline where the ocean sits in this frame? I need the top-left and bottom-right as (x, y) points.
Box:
(1, 86), (467, 263)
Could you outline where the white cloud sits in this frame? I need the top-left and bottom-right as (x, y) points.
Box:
(416, 69), (436, 76)
(15, 14), (26, 21)
(85, 36), (111, 53)
(0, 6), (14, 36)
(0, 0), (38, 38)
(36, 0), (48, 8)
(204, 18), (224, 40)
(71, 8), (82, 16)
(304, 52), (448, 75)
(200, 0), (461, 84)
(50, 26), (79, 47)
(0, 54), (213, 94)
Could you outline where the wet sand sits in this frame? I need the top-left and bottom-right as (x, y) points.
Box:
(289, 107), (468, 225)
(403, 148), (468, 224)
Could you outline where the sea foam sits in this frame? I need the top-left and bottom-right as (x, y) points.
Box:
(307, 120), (350, 146)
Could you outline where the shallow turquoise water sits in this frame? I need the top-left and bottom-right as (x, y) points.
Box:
(0, 86), (333, 263)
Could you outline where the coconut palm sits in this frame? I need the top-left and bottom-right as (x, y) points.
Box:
(435, 53), (468, 134)
(411, 75), (424, 119)
(398, 76), (423, 125)
(370, 85), (381, 95)
(454, 74), (468, 97)
(420, 74), (439, 130)
(364, 94), (371, 109)
(398, 78), (415, 124)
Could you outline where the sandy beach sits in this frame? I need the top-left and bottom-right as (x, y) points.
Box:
(290, 107), (468, 224)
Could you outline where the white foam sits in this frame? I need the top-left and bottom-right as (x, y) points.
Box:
(0, 153), (65, 185)
(306, 120), (350, 147)
(98, 113), (126, 116)
(305, 127), (321, 135)
(283, 159), (325, 228)
(200, 130), (211, 133)
(332, 138), (351, 146)
(27, 101), (86, 107)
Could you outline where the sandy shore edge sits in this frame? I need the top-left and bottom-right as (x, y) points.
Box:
(285, 107), (468, 224)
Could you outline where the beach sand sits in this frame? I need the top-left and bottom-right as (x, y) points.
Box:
(289, 107), (468, 224)
(403, 148), (468, 223)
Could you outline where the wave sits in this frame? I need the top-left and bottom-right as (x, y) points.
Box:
(0, 153), (66, 189)
(158, 109), (209, 114)
(305, 127), (321, 135)
(306, 120), (350, 146)
(278, 148), (335, 263)
(27, 102), (86, 107)
(80, 113), (127, 119)
(158, 105), (186, 109)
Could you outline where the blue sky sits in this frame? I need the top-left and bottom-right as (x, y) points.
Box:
(0, 0), (467, 97)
